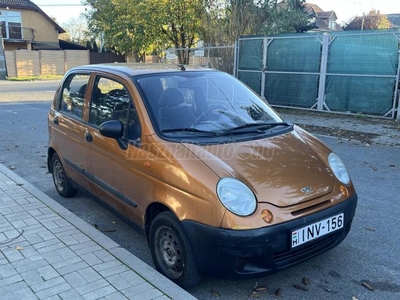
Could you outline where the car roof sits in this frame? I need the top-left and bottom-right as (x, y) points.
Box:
(69, 63), (215, 76)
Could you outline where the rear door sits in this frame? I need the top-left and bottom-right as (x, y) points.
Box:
(49, 73), (91, 190)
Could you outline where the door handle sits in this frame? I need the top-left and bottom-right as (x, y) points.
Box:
(53, 115), (59, 125)
(84, 131), (93, 142)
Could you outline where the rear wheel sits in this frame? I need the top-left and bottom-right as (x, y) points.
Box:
(51, 153), (77, 198)
(149, 211), (201, 288)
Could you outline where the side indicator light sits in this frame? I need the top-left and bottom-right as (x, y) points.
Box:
(261, 209), (273, 223)
(340, 185), (348, 197)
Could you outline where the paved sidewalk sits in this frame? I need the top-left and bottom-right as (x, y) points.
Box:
(277, 108), (400, 146)
(0, 163), (196, 300)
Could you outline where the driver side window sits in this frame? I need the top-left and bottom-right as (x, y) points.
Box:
(88, 77), (141, 142)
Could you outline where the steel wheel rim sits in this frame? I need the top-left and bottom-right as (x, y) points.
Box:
(53, 160), (65, 192)
(155, 225), (184, 279)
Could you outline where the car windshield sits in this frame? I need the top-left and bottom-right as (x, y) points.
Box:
(133, 71), (283, 137)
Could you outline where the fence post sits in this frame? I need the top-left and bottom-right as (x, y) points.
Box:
(317, 33), (330, 111)
(0, 30), (7, 80)
(261, 37), (268, 100)
(233, 40), (238, 77)
(395, 50), (400, 121)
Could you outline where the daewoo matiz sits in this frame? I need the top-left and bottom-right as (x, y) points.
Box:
(48, 63), (357, 288)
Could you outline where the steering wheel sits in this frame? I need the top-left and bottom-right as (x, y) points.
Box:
(196, 105), (229, 123)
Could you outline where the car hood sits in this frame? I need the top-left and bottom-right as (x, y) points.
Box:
(183, 129), (335, 207)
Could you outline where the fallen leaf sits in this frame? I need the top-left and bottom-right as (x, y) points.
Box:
(254, 286), (267, 292)
(274, 288), (281, 297)
(365, 227), (375, 232)
(293, 284), (309, 291)
(302, 277), (310, 285)
(211, 290), (220, 298)
(352, 296), (359, 300)
(362, 281), (374, 291)
(390, 164), (396, 167)
(249, 293), (261, 298)
(10, 166), (15, 170)
(16, 183), (24, 186)
(16, 245), (23, 250)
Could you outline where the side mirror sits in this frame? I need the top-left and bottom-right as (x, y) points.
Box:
(99, 120), (128, 150)
(99, 120), (124, 139)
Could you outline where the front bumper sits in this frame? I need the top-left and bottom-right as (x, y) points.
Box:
(182, 194), (357, 278)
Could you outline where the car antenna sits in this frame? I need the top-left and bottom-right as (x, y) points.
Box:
(177, 64), (186, 71)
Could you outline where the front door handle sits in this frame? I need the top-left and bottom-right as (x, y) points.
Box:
(84, 131), (93, 142)
(53, 116), (59, 125)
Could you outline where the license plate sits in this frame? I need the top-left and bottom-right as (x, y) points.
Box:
(291, 213), (344, 248)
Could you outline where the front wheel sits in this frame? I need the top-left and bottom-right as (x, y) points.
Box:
(149, 211), (201, 288)
(51, 153), (77, 198)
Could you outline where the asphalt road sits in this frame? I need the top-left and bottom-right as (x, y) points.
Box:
(0, 81), (399, 299)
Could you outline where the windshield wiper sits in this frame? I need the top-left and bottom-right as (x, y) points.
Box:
(161, 128), (219, 136)
(221, 121), (292, 134)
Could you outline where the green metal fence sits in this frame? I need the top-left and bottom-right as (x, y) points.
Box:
(236, 30), (400, 120)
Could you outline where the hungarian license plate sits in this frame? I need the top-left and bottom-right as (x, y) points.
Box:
(291, 213), (344, 248)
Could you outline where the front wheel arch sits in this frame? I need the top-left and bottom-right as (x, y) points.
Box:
(149, 211), (202, 288)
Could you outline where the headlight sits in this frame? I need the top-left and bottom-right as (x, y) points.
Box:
(217, 178), (257, 216)
(328, 153), (350, 185)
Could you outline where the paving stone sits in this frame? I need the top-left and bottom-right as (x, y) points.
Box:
(63, 271), (88, 288)
(80, 252), (103, 266)
(57, 261), (89, 276)
(36, 282), (71, 299)
(7, 286), (38, 300)
(93, 260), (122, 272)
(52, 256), (82, 270)
(104, 291), (129, 300)
(2, 248), (25, 262)
(93, 250), (115, 263)
(82, 285), (116, 300)
(0, 273), (23, 287)
(31, 276), (66, 293)
(77, 267), (102, 283)
(0, 280), (28, 295)
(76, 278), (109, 295)
(105, 274), (133, 290)
(99, 264), (129, 277)
(14, 258), (49, 273)
(128, 288), (163, 300)
(37, 265), (59, 280)
(0, 262), (18, 278)
(59, 289), (85, 300)
(21, 269), (45, 285)
(121, 282), (156, 298)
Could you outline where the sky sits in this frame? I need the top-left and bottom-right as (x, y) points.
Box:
(31, 0), (85, 25)
(32, 0), (400, 26)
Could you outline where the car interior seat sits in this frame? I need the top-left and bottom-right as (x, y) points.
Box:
(158, 88), (196, 130)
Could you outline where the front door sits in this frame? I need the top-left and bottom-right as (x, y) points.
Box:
(80, 74), (148, 226)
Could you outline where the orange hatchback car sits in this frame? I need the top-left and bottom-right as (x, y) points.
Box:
(48, 64), (357, 288)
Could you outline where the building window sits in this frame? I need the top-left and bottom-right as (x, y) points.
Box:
(329, 21), (336, 30)
(0, 10), (22, 39)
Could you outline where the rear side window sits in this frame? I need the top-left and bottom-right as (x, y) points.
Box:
(60, 74), (90, 120)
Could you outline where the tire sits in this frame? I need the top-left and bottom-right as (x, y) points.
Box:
(149, 211), (201, 288)
(51, 153), (77, 198)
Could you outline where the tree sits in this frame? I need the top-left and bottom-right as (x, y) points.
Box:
(344, 10), (391, 30)
(83, 0), (204, 63)
(60, 17), (90, 45)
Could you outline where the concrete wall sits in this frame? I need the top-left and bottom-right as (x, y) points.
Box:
(5, 50), (89, 77)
